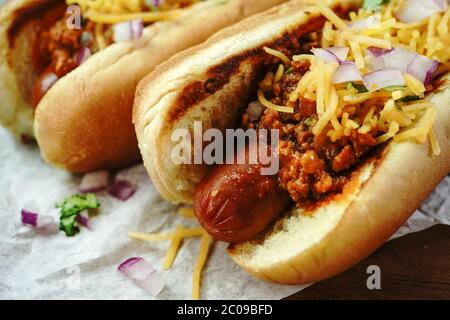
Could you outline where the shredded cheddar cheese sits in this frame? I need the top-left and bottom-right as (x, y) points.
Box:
(179, 207), (196, 219)
(404, 73), (426, 96)
(263, 47), (291, 65)
(192, 233), (212, 300)
(258, 90), (294, 113)
(129, 222), (212, 300)
(260, 0), (448, 155)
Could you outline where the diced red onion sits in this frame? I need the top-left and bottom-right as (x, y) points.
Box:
(433, 0), (447, 10)
(246, 101), (265, 121)
(146, 0), (164, 8)
(79, 170), (110, 193)
(362, 69), (405, 91)
(113, 19), (144, 42)
(349, 14), (381, 31)
(407, 54), (439, 84)
(333, 62), (362, 84)
(367, 46), (394, 58)
(41, 73), (59, 94)
(118, 257), (166, 296)
(395, 0), (444, 23)
(326, 46), (350, 61)
(77, 47), (91, 66)
(108, 180), (136, 201)
(130, 20), (144, 39)
(76, 210), (90, 229)
(21, 209), (56, 229)
(382, 47), (418, 73)
(137, 271), (167, 296)
(312, 48), (339, 63)
(21, 209), (38, 227)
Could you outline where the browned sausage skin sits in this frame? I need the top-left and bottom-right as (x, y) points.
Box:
(194, 143), (291, 243)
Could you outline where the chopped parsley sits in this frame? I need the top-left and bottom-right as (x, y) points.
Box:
(383, 85), (408, 92)
(304, 117), (317, 127)
(399, 95), (421, 103)
(285, 67), (294, 75)
(57, 194), (100, 237)
(363, 0), (391, 10)
(346, 82), (369, 93)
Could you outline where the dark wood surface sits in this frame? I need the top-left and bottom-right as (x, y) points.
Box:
(285, 225), (450, 300)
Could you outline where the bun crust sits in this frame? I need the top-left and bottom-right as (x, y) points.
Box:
(134, 0), (450, 284)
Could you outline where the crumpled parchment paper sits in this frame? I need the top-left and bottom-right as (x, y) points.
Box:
(0, 127), (449, 299)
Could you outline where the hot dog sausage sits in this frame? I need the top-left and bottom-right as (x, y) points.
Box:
(194, 144), (291, 243)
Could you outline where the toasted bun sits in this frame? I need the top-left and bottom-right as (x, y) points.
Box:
(29, 0), (288, 173)
(134, 0), (450, 284)
(0, 0), (64, 139)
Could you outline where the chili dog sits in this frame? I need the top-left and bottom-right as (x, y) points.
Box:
(134, 0), (450, 284)
(0, 0), (287, 173)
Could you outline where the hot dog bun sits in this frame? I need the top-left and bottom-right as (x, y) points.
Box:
(0, 0), (287, 172)
(134, 0), (450, 284)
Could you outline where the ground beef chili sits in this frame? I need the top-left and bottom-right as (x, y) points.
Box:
(31, 11), (112, 108)
(246, 39), (379, 206)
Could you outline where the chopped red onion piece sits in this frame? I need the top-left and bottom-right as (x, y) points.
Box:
(113, 19), (144, 42)
(79, 170), (110, 193)
(108, 180), (136, 201)
(333, 62), (362, 84)
(246, 101), (265, 121)
(130, 20), (144, 39)
(367, 46), (394, 58)
(433, 0), (447, 10)
(77, 47), (91, 66)
(40, 73), (59, 94)
(349, 14), (381, 31)
(326, 46), (350, 61)
(362, 69), (405, 92)
(382, 47), (417, 73)
(137, 271), (167, 296)
(76, 210), (90, 229)
(312, 48), (339, 63)
(407, 54), (439, 84)
(395, 0), (444, 23)
(21, 209), (56, 230)
(118, 257), (166, 296)
(21, 209), (38, 227)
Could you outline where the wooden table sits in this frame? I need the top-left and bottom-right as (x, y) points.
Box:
(285, 225), (450, 300)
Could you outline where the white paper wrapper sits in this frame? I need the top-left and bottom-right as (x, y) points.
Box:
(0, 127), (448, 299)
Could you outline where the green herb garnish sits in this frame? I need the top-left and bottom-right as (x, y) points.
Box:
(57, 194), (100, 237)
(363, 0), (391, 10)
(383, 86), (407, 92)
(285, 67), (294, 75)
(346, 82), (369, 93)
(399, 95), (420, 103)
(304, 117), (317, 127)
